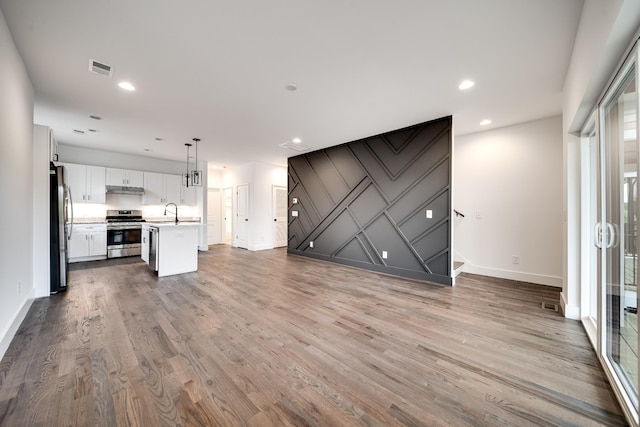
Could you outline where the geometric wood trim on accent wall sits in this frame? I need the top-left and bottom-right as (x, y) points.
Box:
(288, 116), (453, 285)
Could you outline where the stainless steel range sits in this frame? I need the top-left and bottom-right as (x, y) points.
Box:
(106, 210), (144, 258)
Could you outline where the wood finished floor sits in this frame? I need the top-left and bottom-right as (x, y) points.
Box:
(0, 245), (628, 426)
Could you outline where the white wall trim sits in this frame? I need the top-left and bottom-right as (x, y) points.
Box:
(464, 263), (562, 288)
(0, 291), (35, 361)
(248, 243), (274, 251)
(561, 291), (581, 320)
(455, 251), (562, 287)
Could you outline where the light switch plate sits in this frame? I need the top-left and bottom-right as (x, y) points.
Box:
(292, 210), (299, 217)
(426, 209), (433, 219)
(309, 241), (314, 248)
(382, 251), (388, 259)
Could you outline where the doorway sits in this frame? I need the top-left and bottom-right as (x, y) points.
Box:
(207, 188), (221, 245)
(584, 48), (639, 420)
(236, 184), (249, 249)
(224, 187), (232, 245)
(273, 185), (287, 247)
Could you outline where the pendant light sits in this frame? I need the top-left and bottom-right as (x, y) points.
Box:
(182, 142), (192, 187)
(191, 138), (202, 187)
(182, 138), (203, 187)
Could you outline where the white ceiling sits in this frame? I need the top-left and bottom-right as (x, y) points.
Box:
(0, 0), (583, 168)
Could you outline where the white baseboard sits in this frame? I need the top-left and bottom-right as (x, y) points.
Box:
(560, 292), (580, 320)
(0, 290), (35, 361)
(248, 243), (274, 251)
(462, 263), (562, 287)
(453, 251), (561, 287)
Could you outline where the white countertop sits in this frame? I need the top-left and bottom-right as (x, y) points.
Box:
(145, 222), (201, 229)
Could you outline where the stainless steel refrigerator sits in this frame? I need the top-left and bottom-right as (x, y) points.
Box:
(50, 162), (72, 293)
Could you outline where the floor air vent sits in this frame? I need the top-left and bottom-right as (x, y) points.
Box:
(88, 59), (113, 77)
(541, 302), (558, 312)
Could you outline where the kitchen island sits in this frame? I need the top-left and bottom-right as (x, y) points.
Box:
(142, 222), (199, 277)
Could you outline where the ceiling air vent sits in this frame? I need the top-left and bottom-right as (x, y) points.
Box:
(88, 59), (113, 77)
(278, 141), (310, 152)
(73, 129), (86, 135)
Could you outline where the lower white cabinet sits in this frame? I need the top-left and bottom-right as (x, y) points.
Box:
(144, 223), (198, 276)
(68, 224), (107, 262)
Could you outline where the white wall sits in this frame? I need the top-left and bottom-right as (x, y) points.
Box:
(454, 116), (563, 286)
(562, 0), (640, 319)
(33, 124), (51, 298)
(224, 162), (287, 251)
(0, 8), (35, 360)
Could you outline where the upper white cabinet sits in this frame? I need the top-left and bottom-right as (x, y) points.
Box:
(143, 172), (181, 205)
(64, 163), (106, 204)
(180, 184), (196, 206)
(106, 168), (143, 187)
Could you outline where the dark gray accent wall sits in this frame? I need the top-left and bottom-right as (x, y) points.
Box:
(288, 116), (452, 285)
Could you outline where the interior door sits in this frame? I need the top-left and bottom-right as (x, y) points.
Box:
(273, 186), (287, 247)
(207, 188), (221, 245)
(236, 184), (249, 249)
(224, 187), (233, 244)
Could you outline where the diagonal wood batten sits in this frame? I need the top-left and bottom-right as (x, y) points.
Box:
(0, 246), (627, 426)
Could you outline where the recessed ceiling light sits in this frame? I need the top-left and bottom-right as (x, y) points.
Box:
(480, 119), (492, 126)
(118, 81), (135, 91)
(292, 138), (302, 144)
(89, 115), (102, 120)
(458, 80), (475, 90)
(285, 84), (297, 91)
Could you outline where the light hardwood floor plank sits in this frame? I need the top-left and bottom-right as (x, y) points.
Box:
(0, 245), (628, 426)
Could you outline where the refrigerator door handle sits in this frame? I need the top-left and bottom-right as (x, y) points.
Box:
(66, 184), (74, 239)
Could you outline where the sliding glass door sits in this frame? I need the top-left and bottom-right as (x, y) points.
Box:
(598, 50), (639, 419)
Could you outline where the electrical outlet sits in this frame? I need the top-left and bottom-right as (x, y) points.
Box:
(382, 251), (388, 259)
(512, 255), (520, 265)
(292, 211), (299, 217)
(309, 241), (314, 248)
(426, 210), (433, 219)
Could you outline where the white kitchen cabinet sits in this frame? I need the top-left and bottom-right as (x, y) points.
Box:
(180, 184), (196, 206)
(143, 172), (182, 205)
(146, 223), (198, 277)
(64, 163), (106, 203)
(68, 224), (107, 262)
(106, 168), (143, 187)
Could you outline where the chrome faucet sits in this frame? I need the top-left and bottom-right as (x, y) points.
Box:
(164, 202), (179, 224)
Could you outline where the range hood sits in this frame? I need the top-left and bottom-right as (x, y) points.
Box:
(106, 185), (145, 195)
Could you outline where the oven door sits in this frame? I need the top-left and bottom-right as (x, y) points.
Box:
(107, 228), (141, 245)
(107, 227), (142, 258)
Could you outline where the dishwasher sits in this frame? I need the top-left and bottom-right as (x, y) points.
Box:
(148, 226), (159, 272)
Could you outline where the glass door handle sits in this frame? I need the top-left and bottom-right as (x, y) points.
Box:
(595, 223), (603, 249)
(605, 223), (615, 249)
